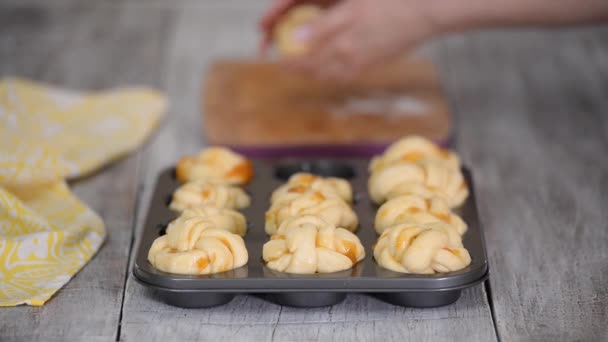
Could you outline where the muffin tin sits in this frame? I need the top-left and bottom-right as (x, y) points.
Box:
(133, 158), (488, 308)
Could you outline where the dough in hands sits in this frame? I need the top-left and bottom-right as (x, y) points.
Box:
(370, 136), (460, 174)
(175, 147), (253, 185)
(265, 190), (358, 235)
(368, 159), (468, 206)
(263, 215), (365, 274)
(180, 207), (247, 237)
(169, 180), (251, 212)
(374, 194), (467, 235)
(148, 213), (248, 275)
(270, 172), (353, 204)
(274, 5), (322, 56)
(373, 222), (471, 274)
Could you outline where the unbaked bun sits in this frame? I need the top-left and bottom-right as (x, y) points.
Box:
(148, 213), (248, 275)
(274, 5), (322, 56)
(263, 215), (365, 274)
(169, 181), (251, 212)
(373, 222), (471, 274)
(265, 190), (358, 235)
(180, 207), (247, 237)
(368, 160), (468, 206)
(175, 147), (253, 185)
(374, 195), (466, 235)
(270, 172), (353, 204)
(370, 136), (460, 174)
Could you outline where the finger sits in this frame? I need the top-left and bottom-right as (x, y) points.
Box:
(306, 1), (353, 50)
(258, 0), (300, 54)
(283, 3), (352, 69)
(309, 26), (366, 80)
(259, 0), (297, 31)
(258, 36), (271, 57)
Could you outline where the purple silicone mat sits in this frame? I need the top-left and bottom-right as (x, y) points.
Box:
(133, 158), (488, 308)
(228, 135), (453, 158)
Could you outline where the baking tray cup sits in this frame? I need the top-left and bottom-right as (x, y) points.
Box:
(133, 159), (489, 308)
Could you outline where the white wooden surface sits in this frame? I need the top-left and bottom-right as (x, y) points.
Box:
(0, 3), (170, 341)
(1, 1), (607, 341)
(438, 28), (608, 341)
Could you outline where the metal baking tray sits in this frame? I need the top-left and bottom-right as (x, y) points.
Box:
(133, 159), (489, 308)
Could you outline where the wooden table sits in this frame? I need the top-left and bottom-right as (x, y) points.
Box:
(1, 1), (607, 341)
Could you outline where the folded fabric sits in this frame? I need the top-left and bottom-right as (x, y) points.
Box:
(0, 78), (166, 306)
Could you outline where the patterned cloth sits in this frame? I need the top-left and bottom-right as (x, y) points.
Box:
(0, 78), (166, 306)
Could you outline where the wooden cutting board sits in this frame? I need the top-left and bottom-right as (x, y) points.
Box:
(203, 59), (451, 155)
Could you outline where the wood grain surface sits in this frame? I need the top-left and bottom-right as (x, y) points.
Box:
(438, 29), (608, 341)
(0, 3), (171, 342)
(1, 1), (607, 341)
(204, 60), (451, 146)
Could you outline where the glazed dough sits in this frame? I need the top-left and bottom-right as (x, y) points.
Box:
(148, 213), (248, 275)
(370, 136), (460, 174)
(368, 159), (468, 206)
(180, 207), (247, 236)
(270, 172), (353, 204)
(169, 180), (251, 212)
(274, 5), (322, 56)
(265, 190), (358, 235)
(384, 182), (439, 203)
(263, 215), (365, 274)
(373, 222), (471, 274)
(374, 195), (467, 235)
(175, 147), (253, 185)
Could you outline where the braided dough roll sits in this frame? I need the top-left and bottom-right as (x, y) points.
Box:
(270, 172), (353, 204)
(370, 136), (460, 174)
(263, 215), (365, 274)
(175, 147), (253, 185)
(373, 222), (471, 274)
(148, 213), (248, 275)
(169, 180), (251, 212)
(274, 5), (321, 56)
(368, 160), (468, 207)
(180, 207), (247, 237)
(265, 190), (358, 235)
(374, 195), (467, 235)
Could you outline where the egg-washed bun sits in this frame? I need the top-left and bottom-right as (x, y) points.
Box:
(169, 180), (251, 212)
(374, 194), (466, 235)
(175, 147), (253, 185)
(148, 213), (248, 275)
(270, 172), (353, 204)
(368, 159), (468, 206)
(265, 190), (358, 235)
(274, 5), (322, 56)
(373, 222), (470, 274)
(263, 215), (365, 274)
(369, 136), (460, 174)
(180, 206), (248, 237)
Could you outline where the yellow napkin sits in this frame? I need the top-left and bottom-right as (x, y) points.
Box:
(0, 78), (166, 306)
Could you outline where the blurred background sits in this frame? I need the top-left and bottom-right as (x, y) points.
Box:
(3, 1), (606, 162)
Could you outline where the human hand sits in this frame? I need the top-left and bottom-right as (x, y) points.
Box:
(261, 0), (608, 79)
(279, 0), (440, 80)
(259, 0), (339, 54)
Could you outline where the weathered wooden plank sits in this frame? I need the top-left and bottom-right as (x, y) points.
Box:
(121, 290), (495, 342)
(0, 4), (171, 342)
(437, 27), (608, 341)
(120, 4), (496, 342)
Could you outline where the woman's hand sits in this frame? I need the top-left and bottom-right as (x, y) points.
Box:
(259, 0), (339, 53)
(260, 0), (440, 80)
(288, 0), (439, 79)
